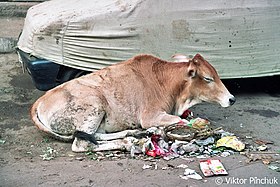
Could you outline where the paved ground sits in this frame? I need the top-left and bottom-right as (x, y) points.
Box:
(0, 53), (279, 187)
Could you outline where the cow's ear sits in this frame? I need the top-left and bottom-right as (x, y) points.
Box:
(188, 69), (197, 78)
(187, 61), (197, 78)
(192, 53), (205, 65)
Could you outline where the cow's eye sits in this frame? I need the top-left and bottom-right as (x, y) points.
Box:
(203, 77), (214, 83)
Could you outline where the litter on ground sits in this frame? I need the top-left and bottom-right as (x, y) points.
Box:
(268, 165), (280, 172)
(129, 115), (246, 160)
(124, 111), (279, 180)
(40, 147), (57, 161)
(180, 168), (203, 180)
(74, 110), (278, 182)
(200, 159), (228, 176)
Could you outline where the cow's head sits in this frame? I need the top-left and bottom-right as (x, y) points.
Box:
(176, 54), (235, 116)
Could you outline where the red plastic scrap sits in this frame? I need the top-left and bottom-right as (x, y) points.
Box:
(145, 135), (166, 157)
(180, 109), (193, 119)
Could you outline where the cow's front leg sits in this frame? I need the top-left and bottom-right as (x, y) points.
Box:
(94, 129), (144, 141)
(141, 111), (183, 129)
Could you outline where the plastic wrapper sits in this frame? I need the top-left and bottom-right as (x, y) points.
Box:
(200, 159), (228, 177)
(216, 136), (245, 151)
(180, 169), (203, 180)
(257, 145), (268, 151)
(268, 165), (280, 172)
(145, 135), (166, 157)
(195, 137), (215, 146)
(189, 118), (210, 130)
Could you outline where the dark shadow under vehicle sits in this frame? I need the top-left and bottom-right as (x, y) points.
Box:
(223, 75), (280, 95)
(17, 49), (89, 91)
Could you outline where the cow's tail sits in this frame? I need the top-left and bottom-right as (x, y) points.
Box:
(30, 99), (73, 142)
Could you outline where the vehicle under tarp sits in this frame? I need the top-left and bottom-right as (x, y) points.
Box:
(17, 0), (280, 78)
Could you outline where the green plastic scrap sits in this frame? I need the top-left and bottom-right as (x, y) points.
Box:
(187, 119), (196, 127)
(268, 165), (280, 172)
(0, 139), (6, 144)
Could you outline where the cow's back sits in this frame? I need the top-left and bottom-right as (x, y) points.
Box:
(93, 55), (187, 131)
(92, 56), (155, 130)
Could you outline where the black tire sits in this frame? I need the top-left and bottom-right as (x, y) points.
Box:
(58, 67), (89, 84)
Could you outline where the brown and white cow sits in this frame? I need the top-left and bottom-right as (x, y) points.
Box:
(30, 54), (235, 152)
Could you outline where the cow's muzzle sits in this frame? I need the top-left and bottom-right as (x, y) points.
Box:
(219, 93), (236, 107)
(229, 96), (236, 106)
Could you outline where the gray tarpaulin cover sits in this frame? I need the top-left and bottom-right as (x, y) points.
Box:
(17, 0), (280, 78)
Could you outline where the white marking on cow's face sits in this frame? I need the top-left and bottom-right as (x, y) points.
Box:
(216, 86), (236, 108)
(198, 89), (235, 108)
(177, 98), (202, 116)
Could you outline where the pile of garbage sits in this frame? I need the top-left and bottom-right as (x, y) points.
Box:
(130, 110), (245, 160)
(127, 110), (280, 179)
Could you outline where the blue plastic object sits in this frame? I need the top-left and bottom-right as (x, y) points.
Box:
(17, 50), (60, 91)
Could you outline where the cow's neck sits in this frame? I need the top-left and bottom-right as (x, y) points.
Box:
(153, 62), (190, 114)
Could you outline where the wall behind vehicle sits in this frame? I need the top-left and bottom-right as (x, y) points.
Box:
(0, 0), (46, 53)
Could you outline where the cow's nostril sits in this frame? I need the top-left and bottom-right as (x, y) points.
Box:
(229, 97), (236, 105)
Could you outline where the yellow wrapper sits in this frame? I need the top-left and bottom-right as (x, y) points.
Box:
(216, 136), (245, 151)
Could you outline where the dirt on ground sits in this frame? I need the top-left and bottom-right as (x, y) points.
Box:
(0, 53), (279, 187)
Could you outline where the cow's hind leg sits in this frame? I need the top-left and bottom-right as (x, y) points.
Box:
(71, 106), (105, 153)
(91, 137), (137, 152)
(73, 130), (146, 152)
(93, 129), (145, 141)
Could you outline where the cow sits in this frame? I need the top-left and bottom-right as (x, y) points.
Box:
(30, 54), (235, 152)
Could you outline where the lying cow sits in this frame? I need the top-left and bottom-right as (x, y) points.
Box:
(30, 54), (235, 152)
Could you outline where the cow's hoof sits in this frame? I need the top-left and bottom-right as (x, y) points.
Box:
(72, 138), (89, 152)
